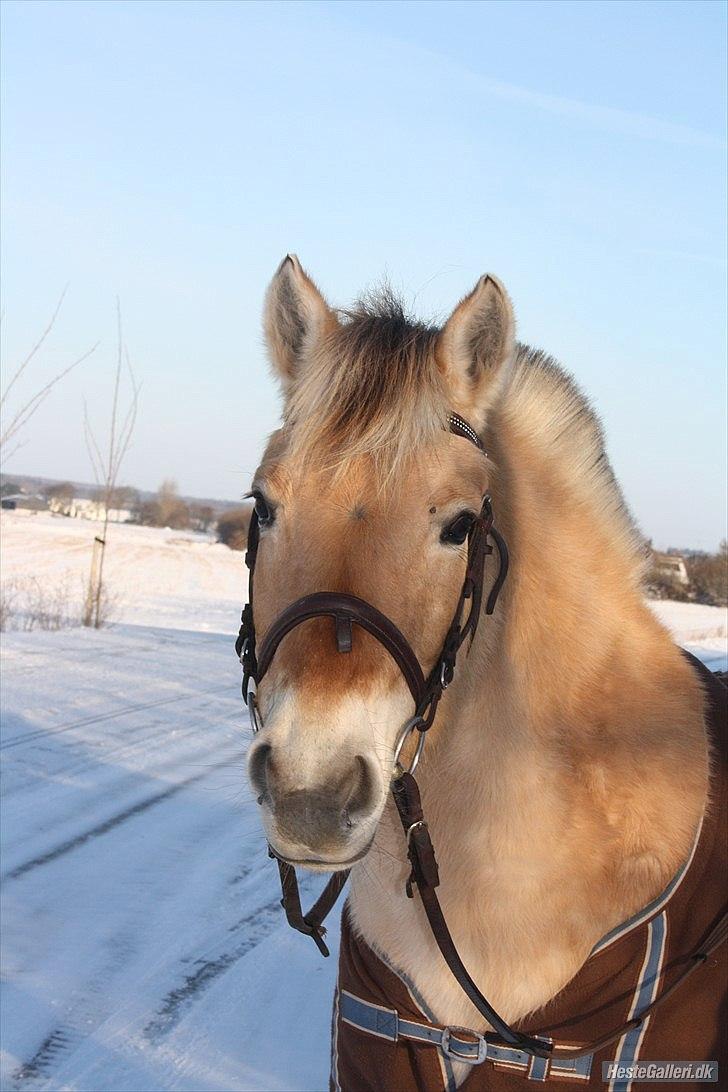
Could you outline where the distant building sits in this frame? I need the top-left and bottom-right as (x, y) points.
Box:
(0, 493), (48, 512)
(652, 550), (689, 587)
(48, 496), (131, 523)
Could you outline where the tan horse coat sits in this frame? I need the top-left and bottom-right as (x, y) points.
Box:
(246, 256), (718, 1088)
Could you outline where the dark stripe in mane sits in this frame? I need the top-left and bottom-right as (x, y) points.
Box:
(285, 289), (447, 473)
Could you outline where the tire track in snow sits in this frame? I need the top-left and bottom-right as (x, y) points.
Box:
(4, 700), (246, 804)
(2, 751), (244, 882)
(10, 890), (290, 1087)
(10, 912), (148, 1088)
(142, 896), (284, 1041)
(0, 684), (236, 751)
(12, 1028), (76, 1085)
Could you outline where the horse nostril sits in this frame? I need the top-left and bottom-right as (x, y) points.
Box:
(345, 755), (377, 821)
(248, 742), (272, 802)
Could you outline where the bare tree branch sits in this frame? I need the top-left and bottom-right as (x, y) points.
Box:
(110, 350), (140, 483)
(83, 399), (105, 486)
(0, 285), (69, 411)
(0, 436), (29, 465)
(1, 340), (99, 456)
(83, 301), (139, 628)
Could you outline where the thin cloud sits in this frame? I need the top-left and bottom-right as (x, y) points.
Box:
(474, 73), (725, 150)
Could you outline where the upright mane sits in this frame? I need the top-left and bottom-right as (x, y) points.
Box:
(284, 289), (448, 476)
(284, 284), (645, 582)
(500, 345), (646, 580)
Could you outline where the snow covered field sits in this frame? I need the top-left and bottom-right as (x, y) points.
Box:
(1, 512), (726, 1091)
(0, 511), (247, 633)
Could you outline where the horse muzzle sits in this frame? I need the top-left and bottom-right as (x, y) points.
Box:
(248, 739), (382, 867)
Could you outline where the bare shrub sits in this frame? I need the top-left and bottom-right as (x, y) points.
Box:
(644, 568), (691, 602)
(1, 288), (98, 463)
(134, 479), (190, 529)
(217, 506), (252, 551)
(1, 574), (118, 632)
(82, 576), (118, 629)
(0, 581), (18, 631)
(687, 541), (728, 607)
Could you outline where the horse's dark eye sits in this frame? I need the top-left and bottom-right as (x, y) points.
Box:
(254, 493), (274, 527)
(441, 512), (475, 546)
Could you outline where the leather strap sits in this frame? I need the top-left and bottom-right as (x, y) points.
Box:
(235, 507), (260, 702)
(392, 768), (728, 1062)
(447, 412), (484, 451)
(392, 771), (553, 1058)
(272, 849), (351, 958)
(256, 592), (427, 706)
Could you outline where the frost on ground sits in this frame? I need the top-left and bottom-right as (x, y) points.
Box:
(1, 513), (726, 1091)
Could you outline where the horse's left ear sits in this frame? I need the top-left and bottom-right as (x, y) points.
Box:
(438, 275), (515, 426)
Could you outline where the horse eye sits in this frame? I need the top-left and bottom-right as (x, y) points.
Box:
(254, 493), (274, 527)
(441, 511), (475, 546)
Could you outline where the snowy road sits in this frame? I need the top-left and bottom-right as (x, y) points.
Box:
(1, 515), (726, 1090)
(1, 625), (337, 1092)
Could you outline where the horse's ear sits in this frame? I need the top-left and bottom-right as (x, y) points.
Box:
(264, 255), (333, 389)
(438, 275), (515, 426)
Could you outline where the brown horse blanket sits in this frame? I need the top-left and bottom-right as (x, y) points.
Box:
(331, 658), (727, 1090)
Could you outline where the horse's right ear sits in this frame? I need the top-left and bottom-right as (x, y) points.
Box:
(264, 255), (333, 389)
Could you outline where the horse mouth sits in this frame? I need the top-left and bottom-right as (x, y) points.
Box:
(269, 837), (374, 872)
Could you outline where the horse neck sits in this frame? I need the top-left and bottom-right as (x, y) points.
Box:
(417, 394), (709, 931)
(353, 388), (708, 1000)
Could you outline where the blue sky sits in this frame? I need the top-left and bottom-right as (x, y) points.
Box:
(1, 0), (725, 548)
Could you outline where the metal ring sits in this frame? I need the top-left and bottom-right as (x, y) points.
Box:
(393, 715), (427, 776)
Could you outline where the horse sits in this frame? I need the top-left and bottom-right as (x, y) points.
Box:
(242, 255), (726, 1090)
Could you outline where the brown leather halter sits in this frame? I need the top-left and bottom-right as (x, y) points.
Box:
(235, 413), (727, 1064)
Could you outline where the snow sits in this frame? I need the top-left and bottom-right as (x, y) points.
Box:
(648, 599), (728, 672)
(0, 510), (247, 633)
(1, 514), (336, 1092)
(1, 512), (726, 1091)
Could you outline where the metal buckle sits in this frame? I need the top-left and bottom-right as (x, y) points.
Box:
(441, 1026), (488, 1065)
(238, 636), (249, 668)
(242, 669), (255, 703)
(406, 820), (427, 846)
(247, 681), (263, 734)
(393, 716), (427, 776)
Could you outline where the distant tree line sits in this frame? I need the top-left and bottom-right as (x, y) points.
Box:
(133, 479), (214, 532)
(685, 543), (728, 606)
(32, 477), (215, 533)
